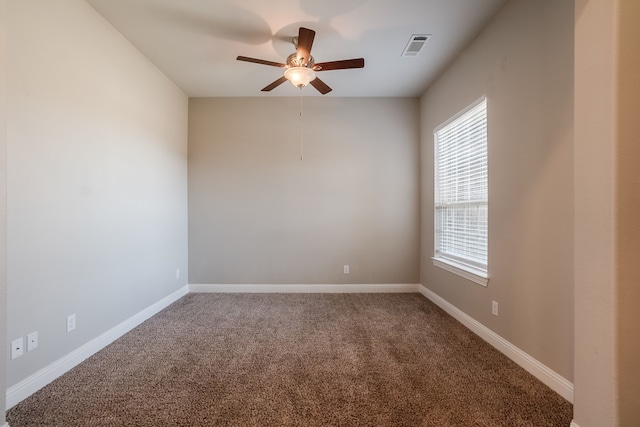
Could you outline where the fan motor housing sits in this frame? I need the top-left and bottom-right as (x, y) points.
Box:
(286, 53), (314, 68)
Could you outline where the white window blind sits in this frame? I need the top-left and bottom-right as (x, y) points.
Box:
(434, 98), (488, 277)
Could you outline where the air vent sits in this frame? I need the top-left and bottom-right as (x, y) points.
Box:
(402, 34), (431, 57)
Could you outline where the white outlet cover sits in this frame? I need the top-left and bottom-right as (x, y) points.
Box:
(11, 337), (24, 360)
(27, 331), (38, 352)
(343, 265), (350, 274)
(67, 314), (76, 332)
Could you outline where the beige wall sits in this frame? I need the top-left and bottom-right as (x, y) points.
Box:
(0, 0), (7, 424)
(616, 1), (640, 423)
(574, 0), (616, 423)
(188, 97), (420, 285)
(5, 0), (188, 388)
(420, 0), (574, 381)
(574, 0), (640, 425)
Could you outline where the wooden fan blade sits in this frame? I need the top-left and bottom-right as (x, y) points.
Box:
(309, 77), (332, 95)
(296, 27), (316, 66)
(314, 58), (365, 71)
(261, 76), (288, 92)
(237, 56), (286, 68)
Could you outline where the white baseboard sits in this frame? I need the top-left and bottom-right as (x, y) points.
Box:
(189, 283), (421, 293)
(418, 285), (574, 403)
(6, 285), (189, 409)
(570, 421), (580, 427)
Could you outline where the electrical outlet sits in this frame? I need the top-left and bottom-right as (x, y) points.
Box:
(343, 265), (350, 274)
(176, 269), (180, 279)
(492, 301), (499, 316)
(27, 331), (38, 352)
(67, 313), (76, 332)
(11, 337), (24, 360)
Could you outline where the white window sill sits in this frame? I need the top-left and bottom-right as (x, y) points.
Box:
(432, 257), (489, 287)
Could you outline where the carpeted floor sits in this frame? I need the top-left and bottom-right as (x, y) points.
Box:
(7, 293), (573, 426)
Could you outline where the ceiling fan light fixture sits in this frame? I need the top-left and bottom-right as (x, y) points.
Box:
(284, 67), (316, 88)
(237, 27), (363, 94)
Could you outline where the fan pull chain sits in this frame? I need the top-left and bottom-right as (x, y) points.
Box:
(299, 88), (304, 161)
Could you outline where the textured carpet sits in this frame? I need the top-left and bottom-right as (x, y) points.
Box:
(7, 293), (573, 426)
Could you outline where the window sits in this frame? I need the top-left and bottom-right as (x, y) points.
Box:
(433, 97), (488, 286)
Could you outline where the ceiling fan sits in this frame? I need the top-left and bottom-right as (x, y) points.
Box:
(237, 27), (365, 95)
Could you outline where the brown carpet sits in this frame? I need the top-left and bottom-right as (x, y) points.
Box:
(7, 293), (573, 426)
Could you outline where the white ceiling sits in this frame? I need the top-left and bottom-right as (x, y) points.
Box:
(85, 0), (508, 97)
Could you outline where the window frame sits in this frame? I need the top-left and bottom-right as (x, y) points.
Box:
(432, 97), (489, 287)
